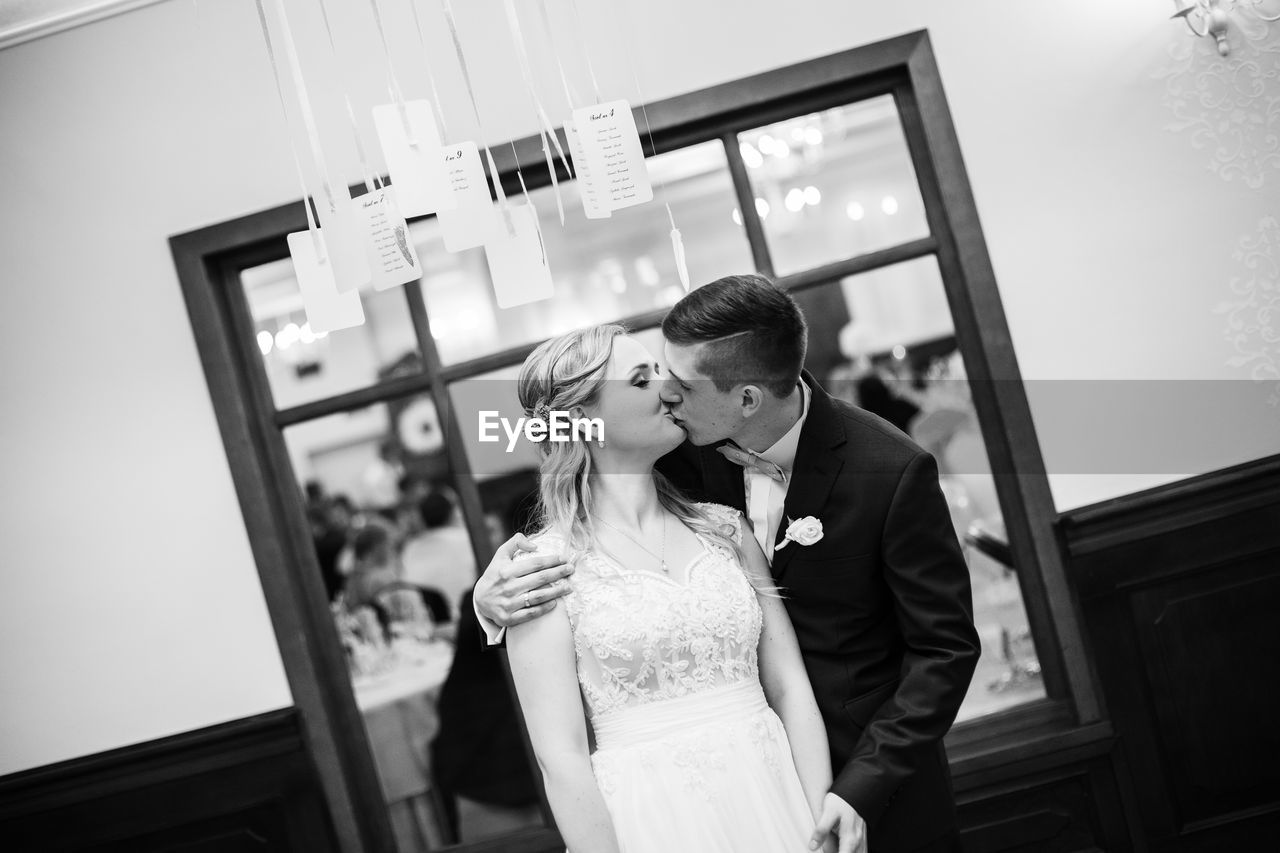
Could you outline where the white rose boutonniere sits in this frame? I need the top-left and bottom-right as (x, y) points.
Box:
(775, 516), (823, 550)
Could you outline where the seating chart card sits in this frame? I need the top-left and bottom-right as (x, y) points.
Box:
(484, 204), (555, 309)
(319, 194), (373, 295)
(373, 100), (455, 217)
(288, 230), (366, 333)
(565, 119), (610, 220)
(437, 141), (503, 252)
(355, 188), (422, 291)
(570, 99), (653, 213)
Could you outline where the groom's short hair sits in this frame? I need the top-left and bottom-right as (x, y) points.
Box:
(662, 274), (807, 398)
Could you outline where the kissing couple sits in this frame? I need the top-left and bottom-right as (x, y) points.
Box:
(474, 274), (980, 853)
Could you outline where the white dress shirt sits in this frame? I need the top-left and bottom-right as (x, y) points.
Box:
(741, 380), (810, 563)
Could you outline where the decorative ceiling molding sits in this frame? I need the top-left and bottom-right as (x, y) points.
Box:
(1157, 15), (1280, 188)
(1215, 215), (1280, 406)
(0, 0), (168, 50)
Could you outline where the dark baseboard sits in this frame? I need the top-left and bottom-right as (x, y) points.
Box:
(0, 709), (335, 853)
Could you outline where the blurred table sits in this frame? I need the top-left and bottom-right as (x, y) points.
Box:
(353, 640), (456, 852)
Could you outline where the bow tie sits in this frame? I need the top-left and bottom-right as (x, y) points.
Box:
(717, 444), (787, 483)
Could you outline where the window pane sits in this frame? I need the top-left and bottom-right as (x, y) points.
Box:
(284, 395), (545, 848)
(241, 257), (422, 410)
(806, 259), (1046, 722)
(739, 96), (930, 276)
(415, 141), (755, 365)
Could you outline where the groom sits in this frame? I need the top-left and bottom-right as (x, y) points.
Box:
(476, 274), (980, 853)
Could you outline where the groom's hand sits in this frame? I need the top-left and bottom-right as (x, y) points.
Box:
(475, 533), (573, 629)
(810, 793), (866, 853)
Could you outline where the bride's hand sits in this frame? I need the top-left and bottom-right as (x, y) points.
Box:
(475, 533), (574, 628)
(810, 793), (866, 853)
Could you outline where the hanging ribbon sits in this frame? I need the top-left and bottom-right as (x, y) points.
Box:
(265, 0), (339, 217)
(565, 0), (603, 105)
(314, 0), (382, 194)
(254, 0), (326, 260)
(366, 0), (419, 146)
(406, 0), (451, 142)
(611, 0), (690, 289)
(438, 0), (515, 235)
(502, 0), (573, 225)
(536, 0), (580, 114)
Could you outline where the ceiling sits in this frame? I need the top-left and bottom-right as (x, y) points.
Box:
(0, 0), (166, 50)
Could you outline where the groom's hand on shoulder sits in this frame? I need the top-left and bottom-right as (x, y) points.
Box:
(475, 533), (574, 628)
(811, 793), (866, 853)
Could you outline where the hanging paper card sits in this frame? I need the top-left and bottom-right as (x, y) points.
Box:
(484, 204), (555, 309)
(287, 230), (366, 333)
(571, 99), (652, 212)
(373, 100), (455, 218)
(565, 120), (610, 220)
(355, 188), (422, 291)
(316, 194), (373, 294)
(437, 141), (503, 252)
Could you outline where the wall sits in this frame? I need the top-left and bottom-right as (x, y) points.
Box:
(1, 0), (1275, 773)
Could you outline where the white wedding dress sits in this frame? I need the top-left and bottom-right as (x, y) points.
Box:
(548, 503), (816, 853)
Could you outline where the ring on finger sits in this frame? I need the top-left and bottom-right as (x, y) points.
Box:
(522, 591), (531, 609)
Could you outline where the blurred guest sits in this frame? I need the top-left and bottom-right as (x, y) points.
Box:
(344, 524), (450, 635)
(397, 472), (432, 533)
(309, 504), (347, 602)
(361, 438), (405, 521)
(400, 489), (478, 621)
(856, 370), (921, 435)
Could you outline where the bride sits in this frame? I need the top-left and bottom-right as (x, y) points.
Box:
(505, 324), (834, 853)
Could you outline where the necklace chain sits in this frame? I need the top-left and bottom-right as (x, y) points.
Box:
(595, 513), (667, 574)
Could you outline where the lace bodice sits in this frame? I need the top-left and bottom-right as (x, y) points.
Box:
(536, 503), (763, 720)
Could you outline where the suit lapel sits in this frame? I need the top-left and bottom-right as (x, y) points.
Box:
(771, 374), (847, 580)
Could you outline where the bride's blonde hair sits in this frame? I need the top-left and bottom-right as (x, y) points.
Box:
(516, 324), (743, 563)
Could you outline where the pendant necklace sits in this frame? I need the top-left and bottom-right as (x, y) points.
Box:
(595, 513), (668, 574)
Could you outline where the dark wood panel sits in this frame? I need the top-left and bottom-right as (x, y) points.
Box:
(1064, 455), (1280, 850)
(0, 710), (334, 853)
(956, 749), (1134, 853)
(1132, 557), (1280, 826)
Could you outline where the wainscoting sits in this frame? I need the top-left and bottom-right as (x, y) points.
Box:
(1061, 457), (1280, 852)
(0, 709), (336, 852)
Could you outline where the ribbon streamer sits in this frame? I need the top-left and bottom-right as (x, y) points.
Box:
(438, 0), (515, 235)
(611, 0), (690, 289)
(314, 0), (382, 194)
(254, 0), (327, 260)
(565, 0), (603, 104)
(536, 0), (580, 113)
(265, 0), (339, 216)
(502, 0), (573, 224)
(366, 0), (419, 145)
(406, 0), (450, 141)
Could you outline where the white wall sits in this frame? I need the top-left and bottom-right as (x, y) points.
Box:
(1, 0), (1275, 773)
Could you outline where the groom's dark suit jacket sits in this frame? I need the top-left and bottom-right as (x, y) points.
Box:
(657, 374), (980, 852)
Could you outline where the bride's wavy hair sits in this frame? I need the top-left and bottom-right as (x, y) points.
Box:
(516, 324), (744, 566)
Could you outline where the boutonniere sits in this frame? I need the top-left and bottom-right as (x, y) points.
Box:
(775, 516), (823, 550)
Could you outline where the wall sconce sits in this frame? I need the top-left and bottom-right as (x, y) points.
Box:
(1170, 0), (1279, 56)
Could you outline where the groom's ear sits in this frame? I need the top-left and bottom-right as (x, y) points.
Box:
(739, 385), (764, 416)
